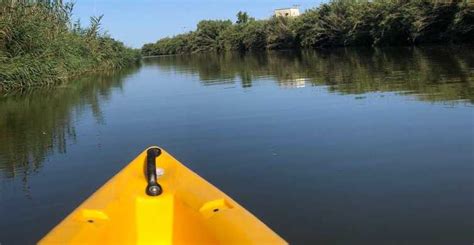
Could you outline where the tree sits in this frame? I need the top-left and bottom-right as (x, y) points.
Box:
(193, 20), (232, 52)
(236, 11), (249, 24)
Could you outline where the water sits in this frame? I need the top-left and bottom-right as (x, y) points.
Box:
(1, 47), (473, 244)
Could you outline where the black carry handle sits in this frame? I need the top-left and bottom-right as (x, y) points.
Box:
(146, 147), (163, 196)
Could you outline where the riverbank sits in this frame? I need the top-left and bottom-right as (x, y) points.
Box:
(142, 0), (474, 55)
(0, 1), (140, 91)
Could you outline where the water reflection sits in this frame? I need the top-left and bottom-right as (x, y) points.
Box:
(146, 46), (474, 103)
(0, 66), (140, 181)
(1, 48), (473, 244)
(2, 47), (473, 183)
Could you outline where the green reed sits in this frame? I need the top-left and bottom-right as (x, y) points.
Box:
(0, 0), (140, 91)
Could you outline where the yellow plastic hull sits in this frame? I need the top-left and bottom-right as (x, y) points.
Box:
(39, 147), (286, 244)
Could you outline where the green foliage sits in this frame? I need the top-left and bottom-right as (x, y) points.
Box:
(242, 20), (267, 50)
(142, 1), (474, 55)
(193, 20), (232, 52)
(408, 1), (458, 43)
(0, 0), (140, 91)
(219, 20), (267, 51)
(295, 2), (353, 48)
(236, 11), (250, 24)
(450, 2), (474, 42)
(219, 25), (245, 51)
(265, 17), (297, 49)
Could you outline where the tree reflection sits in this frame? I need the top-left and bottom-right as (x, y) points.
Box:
(0, 66), (140, 182)
(146, 46), (474, 103)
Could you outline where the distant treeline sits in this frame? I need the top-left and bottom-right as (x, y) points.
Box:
(0, 1), (141, 91)
(142, 0), (474, 55)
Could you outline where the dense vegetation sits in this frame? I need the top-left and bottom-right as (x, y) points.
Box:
(0, 1), (140, 91)
(142, 0), (474, 55)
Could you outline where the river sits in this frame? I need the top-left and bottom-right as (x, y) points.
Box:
(1, 46), (473, 244)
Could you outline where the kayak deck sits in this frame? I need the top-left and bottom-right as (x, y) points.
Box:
(39, 147), (286, 244)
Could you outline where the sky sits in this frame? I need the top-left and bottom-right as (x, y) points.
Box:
(73, 0), (324, 48)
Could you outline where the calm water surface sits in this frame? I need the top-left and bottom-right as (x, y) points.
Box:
(1, 47), (473, 244)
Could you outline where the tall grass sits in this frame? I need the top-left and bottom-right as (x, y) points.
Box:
(142, 0), (474, 55)
(0, 0), (140, 91)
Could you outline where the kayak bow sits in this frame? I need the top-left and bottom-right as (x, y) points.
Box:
(39, 147), (286, 244)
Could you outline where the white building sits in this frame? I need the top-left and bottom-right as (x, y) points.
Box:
(274, 7), (300, 17)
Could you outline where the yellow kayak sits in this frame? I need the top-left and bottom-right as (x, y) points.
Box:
(39, 147), (286, 244)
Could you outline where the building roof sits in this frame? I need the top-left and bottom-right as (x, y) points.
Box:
(274, 7), (299, 11)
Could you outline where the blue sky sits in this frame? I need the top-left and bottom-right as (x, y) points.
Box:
(73, 0), (324, 48)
